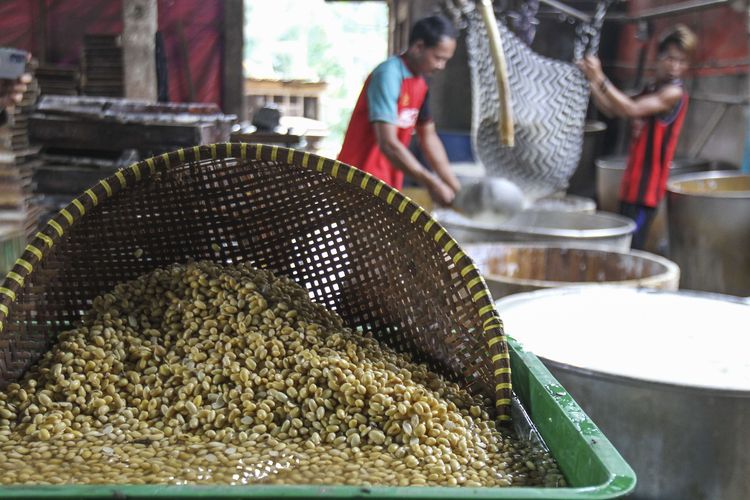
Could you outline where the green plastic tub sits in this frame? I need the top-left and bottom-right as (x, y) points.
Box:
(0, 338), (635, 499)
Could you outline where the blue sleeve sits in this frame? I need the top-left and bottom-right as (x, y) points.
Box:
(367, 60), (402, 124)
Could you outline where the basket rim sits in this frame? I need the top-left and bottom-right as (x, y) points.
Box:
(0, 142), (512, 420)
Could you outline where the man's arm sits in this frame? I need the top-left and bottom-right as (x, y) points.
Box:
(588, 81), (617, 118)
(579, 55), (682, 119)
(415, 121), (461, 193)
(373, 121), (456, 206)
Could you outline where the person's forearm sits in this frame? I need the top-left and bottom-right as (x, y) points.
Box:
(378, 138), (435, 185)
(590, 75), (639, 119)
(419, 129), (460, 191)
(588, 80), (616, 118)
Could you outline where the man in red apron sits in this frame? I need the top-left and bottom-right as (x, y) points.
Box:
(578, 25), (697, 249)
(338, 15), (460, 206)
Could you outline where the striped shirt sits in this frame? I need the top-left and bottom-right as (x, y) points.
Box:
(620, 80), (688, 208)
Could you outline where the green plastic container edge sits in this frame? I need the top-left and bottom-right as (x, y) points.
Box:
(0, 340), (635, 499)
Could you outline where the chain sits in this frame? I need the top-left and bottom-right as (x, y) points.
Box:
(508, 0), (541, 46)
(574, 0), (612, 61)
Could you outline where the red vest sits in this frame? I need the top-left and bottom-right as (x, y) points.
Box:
(338, 61), (428, 190)
(620, 84), (688, 208)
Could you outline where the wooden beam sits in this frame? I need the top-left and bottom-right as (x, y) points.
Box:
(122, 0), (157, 101)
(223, 0), (246, 120)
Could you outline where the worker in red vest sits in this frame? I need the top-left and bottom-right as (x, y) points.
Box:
(578, 25), (697, 249)
(338, 15), (461, 206)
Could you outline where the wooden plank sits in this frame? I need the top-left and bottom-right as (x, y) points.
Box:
(122, 0), (157, 101)
(223, 0), (246, 120)
(29, 115), (208, 152)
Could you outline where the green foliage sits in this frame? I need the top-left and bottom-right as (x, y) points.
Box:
(244, 0), (387, 154)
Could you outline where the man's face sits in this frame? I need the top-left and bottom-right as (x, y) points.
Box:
(656, 44), (688, 81)
(412, 37), (456, 76)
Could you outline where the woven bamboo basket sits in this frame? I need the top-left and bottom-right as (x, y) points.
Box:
(0, 143), (512, 421)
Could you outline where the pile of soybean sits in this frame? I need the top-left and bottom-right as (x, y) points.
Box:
(0, 261), (564, 486)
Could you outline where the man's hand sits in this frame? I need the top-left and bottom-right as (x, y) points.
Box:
(425, 173), (457, 207)
(576, 55), (604, 83)
(0, 73), (32, 109)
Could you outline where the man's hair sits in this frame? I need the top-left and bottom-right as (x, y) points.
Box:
(409, 15), (457, 48)
(657, 24), (697, 57)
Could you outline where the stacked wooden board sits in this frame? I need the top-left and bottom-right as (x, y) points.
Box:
(29, 95), (236, 224)
(36, 65), (79, 96)
(81, 34), (124, 97)
(0, 62), (42, 242)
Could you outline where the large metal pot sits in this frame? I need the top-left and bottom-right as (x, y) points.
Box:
(595, 155), (711, 254)
(667, 171), (750, 296)
(435, 209), (635, 251)
(495, 286), (750, 500)
(532, 194), (596, 213)
(464, 243), (679, 299)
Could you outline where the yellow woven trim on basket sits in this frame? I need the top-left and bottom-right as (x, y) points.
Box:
(331, 161), (341, 178)
(410, 206), (424, 223)
(226, 143), (233, 157)
(433, 228), (445, 243)
(360, 176), (369, 190)
(485, 323), (502, 333)
(478, 304), (494, 316)
(85, 189), (98, 206)
(115, 171), (127, 188)
(346, 167), (355, 183)
(72, 198), (85, 216)
(210, 143), (217, 158)
(316, 157), (325, 172)
(254, 145), (262, 160)
(131, 164), (141, 181)
(443, 240), (456, 253)
(495, 383), (512, 391)
(194, 145), (202, 161)
(495, 368), (512, 376)
(15, 259), (32, 273)
(240, 144), (247, 161)
(0, 304), (7, 315)
(452, 250), (465, 264)
(398, 199), (408, 213)
(374, 181), (384, 197)
(467, 276), (483, 290)
(148, 157), (158, 174)
(25, 245), (42, 260)
(60, 209), (74, 225)
(460, 263), (477, 277)
(484, 316), (500, 327)
(36, 232), (54, 248)
(472, 289), (489, 302)
(0, 321), (3, 332)
(492, 352), (510, 362)
(302, 152), (310, 168)
(270, 146), (279, 161)
(286, 148), (294, 164)
(178, 148), (186, 163)
(424, 219), (435, 232)
(99, 179), (112, 197)
(488, 335), (506, 348)
(386, 190), (396, 205)
(497, 399), (512, 407)
(7, 272), (23, 286)
(0, 288), (16, 301)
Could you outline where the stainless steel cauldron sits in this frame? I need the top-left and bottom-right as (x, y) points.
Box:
(496, 286), (750, 500)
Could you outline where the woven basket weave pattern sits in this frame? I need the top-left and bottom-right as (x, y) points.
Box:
(0, 143), (512, 421)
